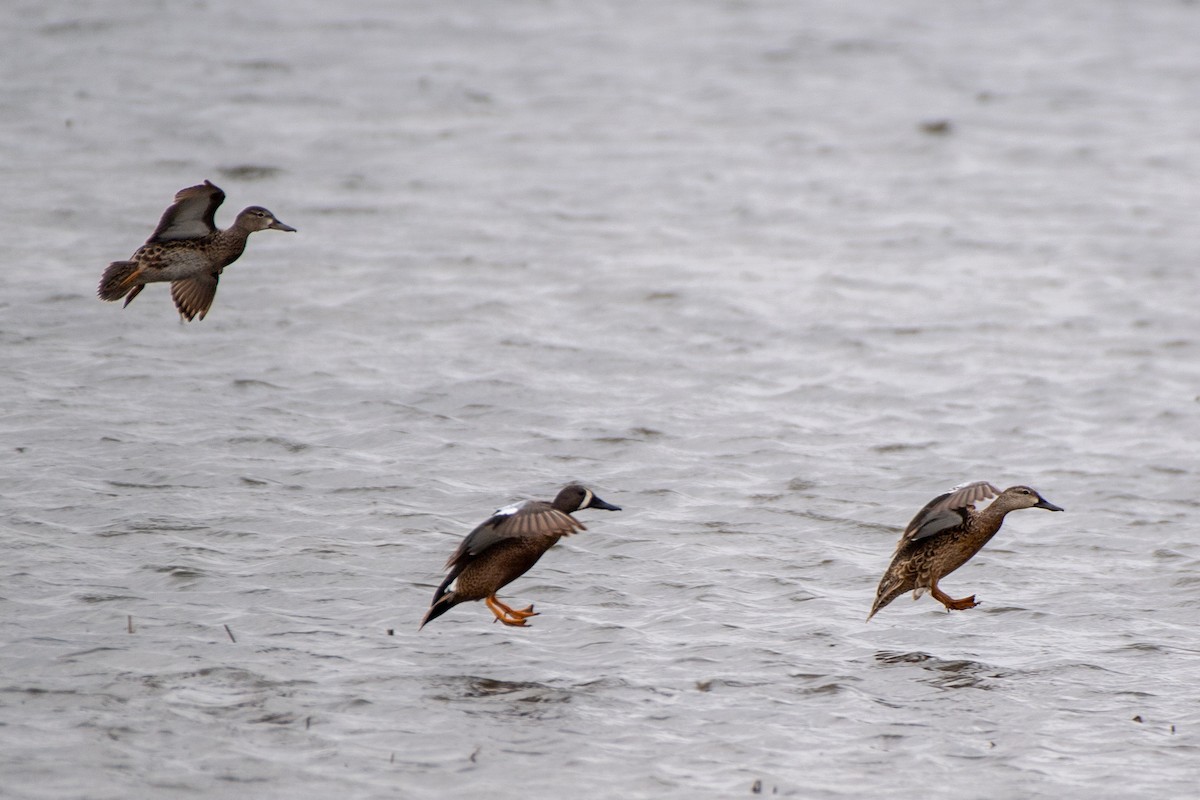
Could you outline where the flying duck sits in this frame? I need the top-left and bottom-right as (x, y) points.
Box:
(420, 484), (621, 629)
(98, 180), (295, 321)
(868, 481), (1063, 620)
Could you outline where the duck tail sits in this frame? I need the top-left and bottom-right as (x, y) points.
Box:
(419, 587), (459, 630)
(867, 573), (907, 622)
(98, 261), (143, 304)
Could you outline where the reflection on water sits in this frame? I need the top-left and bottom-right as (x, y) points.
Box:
(874, 651), (1010, 691)
(430, 676), (576, 720)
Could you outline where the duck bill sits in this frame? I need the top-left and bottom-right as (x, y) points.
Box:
(1035, 497), (1064, 512)
(587, 495), (621, 511)
(270, 219), (297, 232)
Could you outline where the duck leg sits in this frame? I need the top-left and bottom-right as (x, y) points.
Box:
(930, 582), (978, 612)
(491, 597), (539, 619)
(485, 595), (532, 627)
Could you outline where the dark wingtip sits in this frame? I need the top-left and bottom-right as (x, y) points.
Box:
(419, 593), (455, 630)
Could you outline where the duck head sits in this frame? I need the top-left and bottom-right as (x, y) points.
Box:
(235, 206), (297, 233)
(555, 484), (622, 513)
(997, 485), (1063, 513)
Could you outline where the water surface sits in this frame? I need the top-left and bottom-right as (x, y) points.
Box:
(2, 1), (1199, 797)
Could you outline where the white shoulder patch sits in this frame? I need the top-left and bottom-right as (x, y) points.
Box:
(492, 502), (524, 518)
(974, 495), (998, 512)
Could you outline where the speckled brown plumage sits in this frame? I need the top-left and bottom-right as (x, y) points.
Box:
(420, 484), (621, 629)
(98, 180), (295, 321)
(868, 481), (1063, 620)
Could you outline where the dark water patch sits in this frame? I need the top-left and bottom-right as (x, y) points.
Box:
(1113, 642), (1173, 655)
(789, 680), (845, 697)
(1153, 548), (1187, 559)
(307, 204), (387, 217)
(231, 378), (286, 390)
(106, 481), (185, 491)
(429, 676), (576, 720)
(217, 164), (285, 180)
(595, 427), (665, 443)
(77, 593), (143, 604)
(215, 775), (273, 784)
(0, 685), (83, 697)
(872, 441), (935, 453)
(227, 435), (311, 453)
(251, 712), (301, 725)
(230, 60), (291, 73)
(143, 564), (208, 580)
(61, 647), (127, 660)
(693, 677), (768, 693)
(116, 519), (211, 535)
(452, 677), (573, 702)
(39, 19), (116, 36)
(873, 651), (1009, 691)
(140, 666), (281, 692)
(331, 484), (413, 494)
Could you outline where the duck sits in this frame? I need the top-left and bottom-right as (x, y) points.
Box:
(420, 484), (621, 629)
(867, 481), (1063, 620)
(98, 180), (295, 321)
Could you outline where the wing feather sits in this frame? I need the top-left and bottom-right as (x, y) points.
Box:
(444, 500), (584, 571)
(899, 481), (999, 547)
(149, 180), (225, 242)
(170, 273), (220, 321)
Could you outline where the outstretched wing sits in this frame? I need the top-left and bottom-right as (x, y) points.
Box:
(444, 500), (585, 571)
(899, 481), (999, 547)
(170, 273), (220, 321)
(148, 180), (225, 242)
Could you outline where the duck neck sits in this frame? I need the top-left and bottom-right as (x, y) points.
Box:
(211, 226), (251, 266)
(968, 502), (1011, 546)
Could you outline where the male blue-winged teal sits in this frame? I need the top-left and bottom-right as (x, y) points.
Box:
(98, 180), (295, 321)
(420, 484), (621, 629)
(867, 481), (1063, 620)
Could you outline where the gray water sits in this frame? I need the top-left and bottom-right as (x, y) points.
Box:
(2, 1), (1198, 797)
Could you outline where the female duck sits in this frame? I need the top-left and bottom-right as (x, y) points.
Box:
(868, 481), (1062, 620)
(98, 180), (295, 321)
(420, 484), (621, 629)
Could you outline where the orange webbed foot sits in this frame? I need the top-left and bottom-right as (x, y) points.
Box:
(931, 584), (979, 613)
(508, 604), (538, 619)
(486, 595), (534, 627)
(944, 595), (979, 611)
